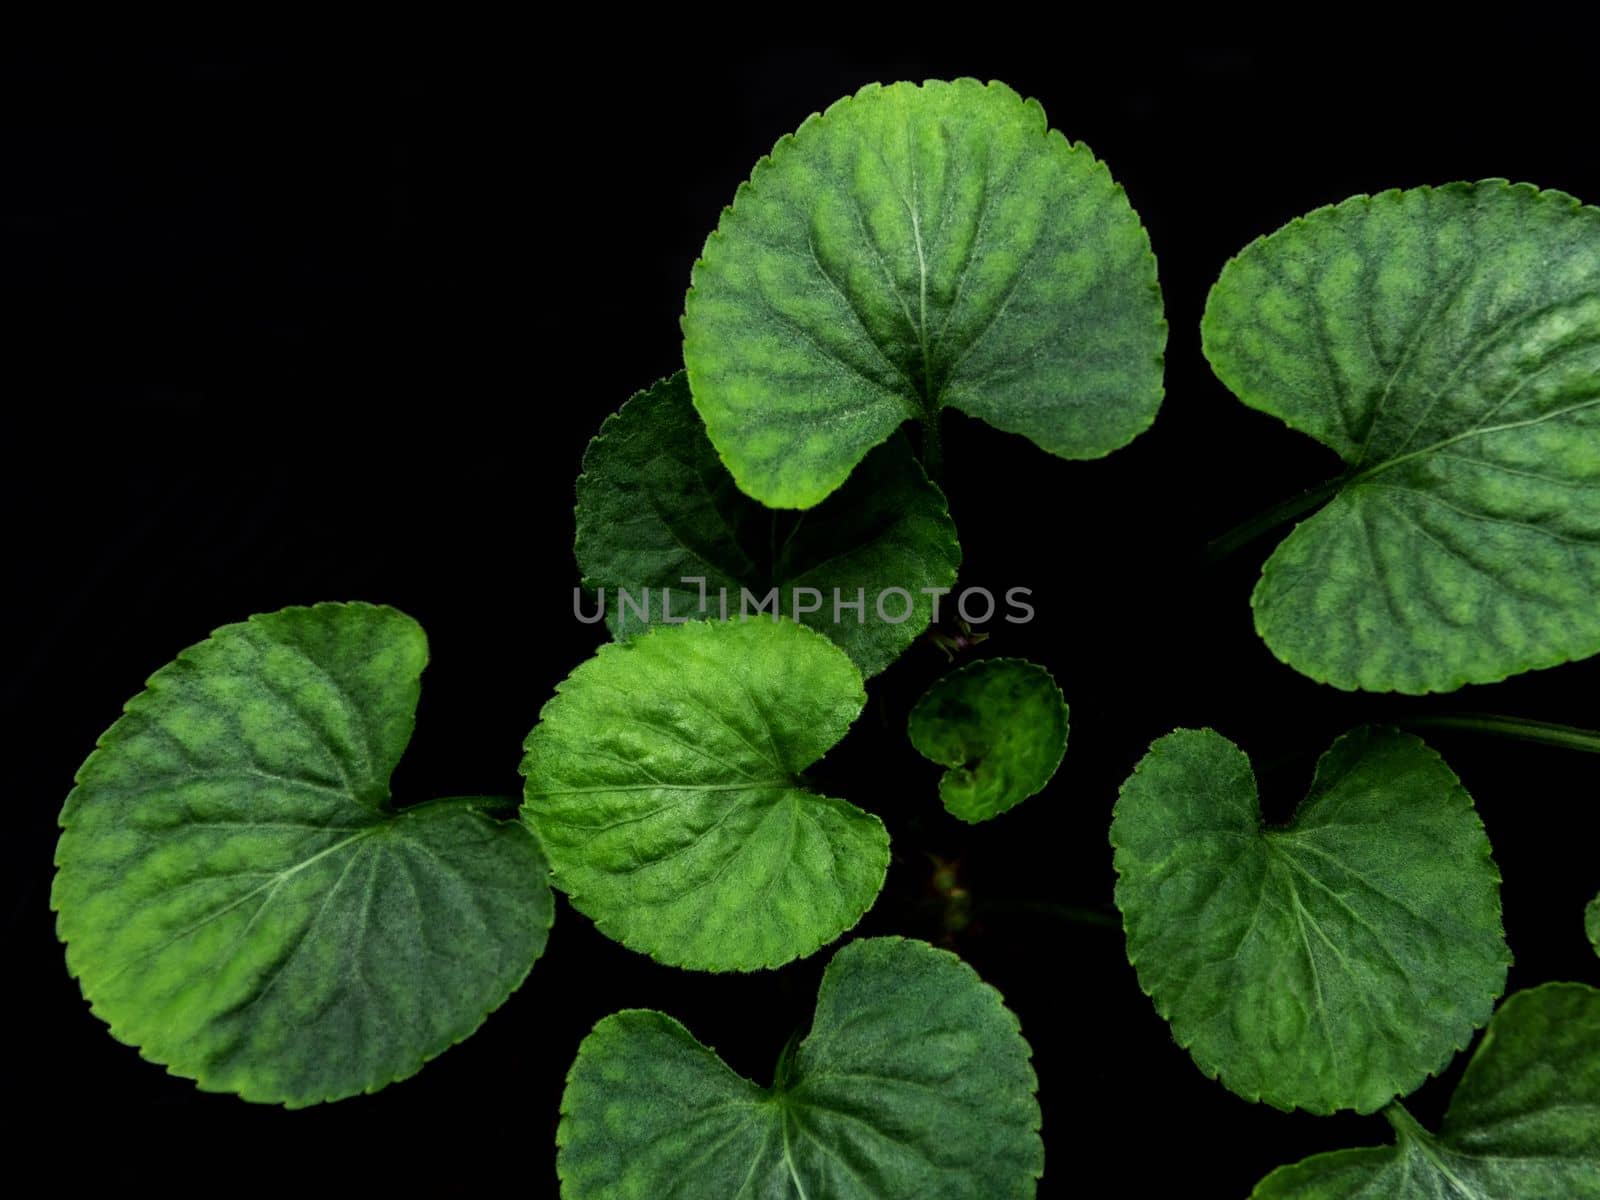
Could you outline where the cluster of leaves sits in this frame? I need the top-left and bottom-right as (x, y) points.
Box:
(50, 77), (1600, 1196)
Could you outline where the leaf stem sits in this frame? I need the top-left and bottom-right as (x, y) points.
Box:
(1206, 475), (1345, 562)
(771, 1026), (805, 1092)
(919, 411), (943, 482)
(1402, 713), (1600, 755)
(978, 899), (1121, 930)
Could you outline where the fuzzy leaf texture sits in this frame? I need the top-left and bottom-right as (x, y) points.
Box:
(1203, 182), (1600, 693)
(51, 602), (554, 1106)
(682, 77), (1166, 508)
(906, 657), (1067, 822)
(575, 371), (960, 676)
(1111, 726), (1509, 1114)
(1252, 983), (1600, 1198)
(556, 936), (1044, 1199)
(520, 619), (888, 971)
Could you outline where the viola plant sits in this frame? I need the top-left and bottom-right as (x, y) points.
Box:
(681, 77), (1167, 507)
(51, 603), (553, 1106)
(573, 371), (959, 677)
(47, 77), (1600, 1197)
(907, 657), (1068, 822)
(520, 618), (888, 972)
(1250, 983), (1600, 1197)
(1203, 183), (1600, 694)
(557, 937), (1043, 1199)
(1112, 726), (1510, 1114)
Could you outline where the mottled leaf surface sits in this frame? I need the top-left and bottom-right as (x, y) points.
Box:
(1252, 983), (1600, 1197)
(683, 77), (1166, 508)
(1111, 726), (1508, 1113)
(557, 937), (1043, 1199)
(52, 603), (553, 1106)
(521, 619), (888, 971)
(1203, 182), (1600, 693)
(906, 657), (1067, 822)
(575, 372), (960, 676)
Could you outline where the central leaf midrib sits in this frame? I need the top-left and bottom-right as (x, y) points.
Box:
(527, 781), (795, 796)
(104, 822), (385, 983)
(1342, 395), (1600, 494)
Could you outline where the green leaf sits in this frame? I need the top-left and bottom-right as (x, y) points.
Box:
(51, 602), (553, 1107)
(521, 618), (888, 971)
(1111, 726), (1509, 1114)
(1251, 983), (1600, 1198)
(682, 77), (1166, 508)
(1588, 893), (1600, 957)
(575, 371), (960, 676)
(906, 657), (1068, 822)
(556, 936), (1044, 1199)
(1202, 181), (1600, 693)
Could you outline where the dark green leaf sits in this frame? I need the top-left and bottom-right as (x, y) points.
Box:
(557, 936), (1044, 1198)
(906, 657), (1067, 822)
(575, 371), (960, 676)
(1111, 726), (1509, 1113)
(683, 77), (1166, 508)
(1203, 182), (1600, 693)
(52, 602), (553, 1106)
(1252, 984), (1600, 1197)
(521, 619), (887, 971)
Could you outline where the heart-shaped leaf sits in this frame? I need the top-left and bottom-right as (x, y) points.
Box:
(556, 936), (1044, 1199)
(1203, 182), (1600, 693)
(906, 657), (1067, 822)
(1251, 983), (1600, 1198)
(683, 77), (1166, 508)
(1111, 726), (1509, 1114)
(575, 371), (960, 676)
(52, 602), (553, 1107)
(521, 618), (888, 971)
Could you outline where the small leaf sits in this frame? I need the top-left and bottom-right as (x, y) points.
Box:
(1588, 893), (1600, 957)
(1111, 726), (1509, 1114)
(1251, 983), (1600, 1198)
(683, 77), (1166, 508)
(906, 657), (1068, 822)
(1203, 182), (1600, 693)
(521, 619), (888, 971)
(52, 602), (553, 1107)
(556, 936), (1044, 1199)
(575, 371), (960, 676)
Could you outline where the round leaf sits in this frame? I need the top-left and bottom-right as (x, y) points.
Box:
(906, 657), (1068, 822)
(1203, 182), (1600, 693)
(1252, 983), (1600, 1197)
(557, 936), (1044, 1199)
(683, 77), (1166, 508)
(1111, 726), (1509, 1114)
(521, 618), (888, 971)
(52, 602), (554, 1106)
(575, 371), (960, 676)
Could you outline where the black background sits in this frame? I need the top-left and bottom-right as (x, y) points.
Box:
(6, 44), (1599, 1195)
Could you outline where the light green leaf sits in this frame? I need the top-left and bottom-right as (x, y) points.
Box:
(906, 657), (1067, 822)
(52, 602), (553, 1107)
(1251, 983), (1600, 1198)
(556, 936), (1044, 1199)
(1202, 181), (1600, 693)
(575, 371), (960, 676)
(683, 77), (1166, 508)
(521, 619), (888, 971)
(1588, 893), (1600, 957)
(1111, 726), (1509, 1114)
